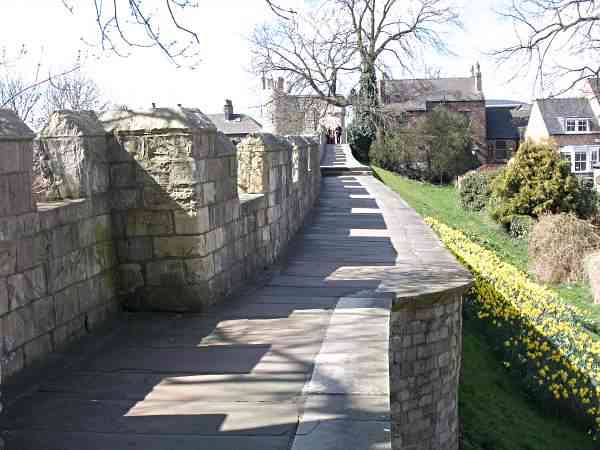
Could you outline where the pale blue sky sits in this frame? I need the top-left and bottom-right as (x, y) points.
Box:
(0, 0), (545, 117)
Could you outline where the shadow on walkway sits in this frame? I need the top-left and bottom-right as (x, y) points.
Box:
(2, 175), (401, 450)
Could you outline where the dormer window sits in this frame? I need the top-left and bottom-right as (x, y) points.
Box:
(565, 118), (591, 133)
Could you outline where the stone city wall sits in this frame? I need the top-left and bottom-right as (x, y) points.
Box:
(0, 109), (118, 382)
(0, 107), (321, 384)
(389, 287), (466, 450)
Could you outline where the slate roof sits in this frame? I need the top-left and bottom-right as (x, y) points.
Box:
(486, 107), (520, 140)
(536, 98), (600, 134)
(206, 113), (263, 136)
(382, 77), (483, 112)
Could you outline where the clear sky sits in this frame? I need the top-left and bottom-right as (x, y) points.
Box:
(0, 0), (545, 118)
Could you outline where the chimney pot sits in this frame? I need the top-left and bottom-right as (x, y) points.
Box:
(224, 99), (234, 120)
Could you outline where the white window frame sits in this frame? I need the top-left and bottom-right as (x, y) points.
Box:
(565, 118), (592, 134)
(561, 145), (600, 173)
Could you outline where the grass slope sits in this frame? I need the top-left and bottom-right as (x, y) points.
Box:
(373, 166), (597, 449)
(373, 166), (599, 328)
(461, 318), (596, 450)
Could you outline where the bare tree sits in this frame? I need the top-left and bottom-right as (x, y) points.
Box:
(59, 1), (297, 67)
(43, 69), (109, 116)
(251, 0), (459, 108)
(495, 0), (600, 95)
(251, 9), (359, 107)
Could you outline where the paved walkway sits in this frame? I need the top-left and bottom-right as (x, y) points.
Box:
(1, 145), (462, 450)
(320, 144), (372, 175)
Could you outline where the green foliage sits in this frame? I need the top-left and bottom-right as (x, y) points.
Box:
(420, 106), (479, 183)
(369, 128), (418, 176)
(491, 140), (580, 226)
(459, 170), (501, 211)
(372, 166), (600, 327)
(575, 178), (599, 219)
(347, 121), (375, 163)
(460, 317), (597, 450)
(371, 106), (478, 183)
(509, 214), (534, 239)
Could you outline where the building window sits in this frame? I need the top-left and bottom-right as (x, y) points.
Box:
(575, 151), (588, 172)
(495, 140), (508, 160)
(592, 150), (599, 169)
(565, 118), (591, 133)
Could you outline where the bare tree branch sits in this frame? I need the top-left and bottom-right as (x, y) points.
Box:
(494, 0), (600, 95)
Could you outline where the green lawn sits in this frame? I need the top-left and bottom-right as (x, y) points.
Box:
(460, 317), (596, 450)
(373, 166), (600, 329)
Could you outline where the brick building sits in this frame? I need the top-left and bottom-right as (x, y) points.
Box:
(378, 64), (489, 163)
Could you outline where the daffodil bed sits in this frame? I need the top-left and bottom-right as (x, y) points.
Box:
(426, 218), (600, 438)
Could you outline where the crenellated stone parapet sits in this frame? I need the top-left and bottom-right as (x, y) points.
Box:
(1, 108), (321, 385)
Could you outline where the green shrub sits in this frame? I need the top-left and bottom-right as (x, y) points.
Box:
(370, 129), (419, 177)
(459, 170), (500, 211)
(529, 213), (600, 284)
(347, 122), (375, 163)
(371, 106), (478, 183)
(575, 178), (599, 219)
(491, 140), (580, 226)
(509, 214), (535, 239)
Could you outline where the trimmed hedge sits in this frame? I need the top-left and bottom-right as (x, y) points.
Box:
(426, 218), (600, 438)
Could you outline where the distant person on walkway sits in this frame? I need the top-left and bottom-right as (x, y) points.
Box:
(335, 125), (342, 144)
(327, 128), (333, 144)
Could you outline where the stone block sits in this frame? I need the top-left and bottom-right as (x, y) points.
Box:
(0, 277), (7, 316)
(117, 237), (153, 262)
(54, 283), (80, 325)
(0, 141), (21, 174)
(118, 264), (144, 294)
(174, 208), (210, 235)
(146, 259), (185, 286)
(111, 189), (140, 210)
(3, 306), (34, 349)
(126, 210), (173, 237)
(86, 242), (116, 278)
(110, 162), (137, 188)
(7, 173), (33, 216)
(185, 255), (215, 284)
(154, 235), (207, 258)
(0, 241), (16, 276)
(49, 223), (80, 259)
(32, 296), (55, 337)
(48, 249), (87, 293)
(7, 265), (47, 310)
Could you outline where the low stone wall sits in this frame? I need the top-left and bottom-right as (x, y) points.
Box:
(0, 110), (119, 383)
(0, 107), (321, 385)
(389, 287), (465, 450)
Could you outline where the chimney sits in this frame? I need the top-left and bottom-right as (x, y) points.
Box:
(277, 77), (284, 90)
(224, 99), (234, 120)
(475, 62), (482, 92)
